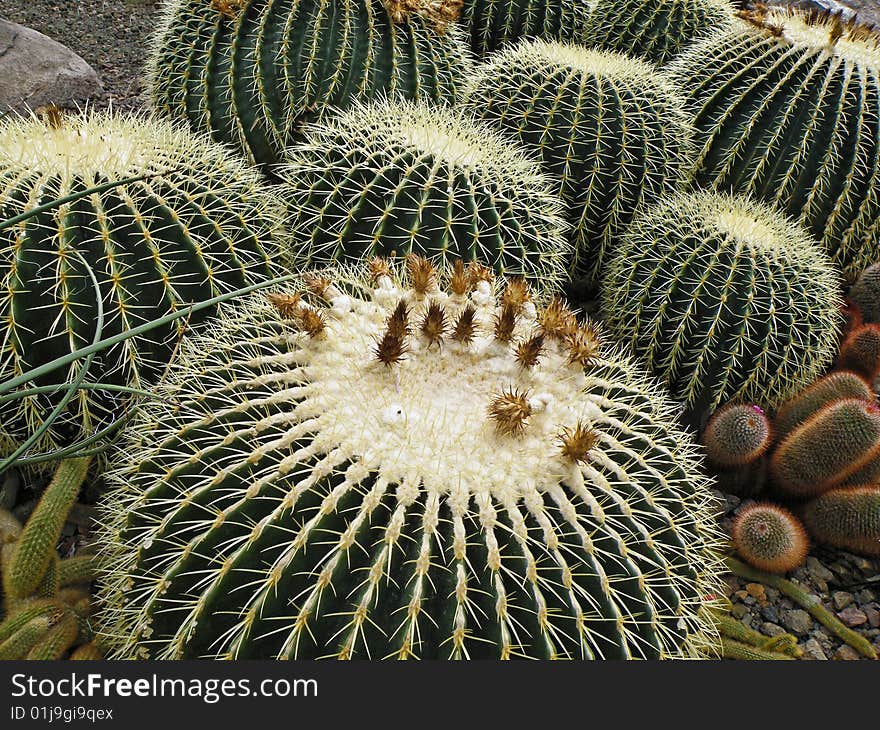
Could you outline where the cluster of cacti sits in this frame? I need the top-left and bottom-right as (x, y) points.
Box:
(730, 503), (808, 574)
(0, 458), (102, 659)
(601, 190), (842, 418)
(0, 111), (280, 460)
(147, 0), (471, 165)
(461, 39), (693, 280)
(669, 6), (880, 279)
(94, 257), (725, 660)
(278, 99), (571, 285)
(460, 0), (590, 57)
(583, 0), (736, 65)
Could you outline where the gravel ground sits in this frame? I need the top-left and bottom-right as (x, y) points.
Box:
(1, 0), (878, 660)
(0, 0), (160, 111)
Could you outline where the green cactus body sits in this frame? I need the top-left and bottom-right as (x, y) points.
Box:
(96, 259), (724, 660)
(0, 112), (279, 457)
(601, 191), (842, 415)
(668, 8), (880, 279)
(849, 264), (880, 323)
(702, 403), (771, 468)
(57, 556), (96, 588)
(461, 0), (590, 57)
(837, 324), (880, 381)
(774, 371), (873, 439)
(461, 40), (692, 280)
(731, 503), (808, 574)
(0, 599), (63, 644)
(148, 0), (471, 166)
(279, 99), (571, 286)
(69, 642), (104, 660)
(770, 399), (880, 498)
(803, 485), (880, 557)
(0, 616), (52, 660)
(26, 610), (79, 660)
(583, 0), (735, 66)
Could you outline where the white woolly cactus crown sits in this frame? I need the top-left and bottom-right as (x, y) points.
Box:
(97, 257), (725, 660)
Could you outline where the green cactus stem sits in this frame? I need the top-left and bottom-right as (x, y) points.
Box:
(56, 555), (96, 588)
(803, 485), (880, 557)
(719, 636), (796, 660)
(0, 615), (52, 660)
(725, 556), (878, 659)
(25, 609), (79, 660)
(69, 642), (105, 660)
(774, 371), (873, 440)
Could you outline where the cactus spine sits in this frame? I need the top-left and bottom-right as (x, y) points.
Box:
(770, 399), (880, 498)
(462, 40), (693, 280)
(96, 257), (724, 660)
(803, 486), (880, 557)
(601, 191), (842, 415)
(461, 0), (590, 57)
(702, 403), (772, 468)
(731, 503), (808, 574)
(0, 111), (280, 458)
(583, 0), (736, 65)
(669, 7), (880, 279)
(279, 99), (571, 286)
(148, 0), (471, 166)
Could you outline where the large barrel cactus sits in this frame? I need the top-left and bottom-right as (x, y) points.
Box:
(0, 111), (279, 459)
(462, 39), (693, 279)
(582, 0), (735, 65)
(96, 257), (724, 660)
(602, 191), (842, 416)
(460, 0), (590, 57)
(278, 98), (571, 286)
(148, 0), (471, 166)
(669, 7), (880, 279)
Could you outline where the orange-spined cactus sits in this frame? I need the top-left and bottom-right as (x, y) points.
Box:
(731, 503), (809, 574)
(836, 324), (880, 382)
(702, 403), (772, 468)
(774, 371), (873, 440)
(803, 485), (880, 557)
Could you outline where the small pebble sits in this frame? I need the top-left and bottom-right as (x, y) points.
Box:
(833, 645), (861, 661)
(805, 557), (834, 583)
(731, 604), (749, 620)
(765, 587), (780, 602)
(761, 622), (786, 638)
(832, 591), (854, 610)
(802, 638), (828, 660)
(761, 605), (779, 623)
(837, 606), (868, 628)
(856, 589), (876, 604)
(865, 605), (880, 629)
(746, 583), (767, 603)
(734, 590), (748, 602)
(782, 609), (813, 636)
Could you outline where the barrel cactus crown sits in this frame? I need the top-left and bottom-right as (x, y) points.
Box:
(147, 0), (471, 166)
(0, 111), (279, 459)
(602, 191), (842, 416)
(460, 0), (590, 57)
(583, 0), (735, 65)
(462, 39), (693, 279)
(278, 99), (571, 287)
(669, 7), (880, 279)
(96, 257), (724, 660)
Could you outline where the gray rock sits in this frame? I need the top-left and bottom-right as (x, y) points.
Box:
(0, 20), (102, 115)
(761, 622), (787, 638)
(802, 638), (828, 660)
(837, 606), (868, 628)
(865, 604), (880, 629)
(805, 556), (834, 583)
(833, 645), (861, 661)
(761, 605), (779, 623)
(782, 609), (813, 635)
(856, 589), (876, 605)
(832, 591), (855, 610)
(731, 604), (749, 620)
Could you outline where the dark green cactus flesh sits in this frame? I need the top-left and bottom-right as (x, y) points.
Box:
(774, 371), (873, 439)
(771, 399), (880, 498)
(803, 485), (880, 557)
(462, 40), (693, 280)
(601, 191), (842, 415)
(148, 0), (471, 166)
(702, 403), (771, 468)
(460, 0), (590, 57)
(583, 0), (735, 66)
(0, 112), (279, 457)
(731, 503), (808, 574)
(96, 261), (724, 660)
(278, 99), (571, 285)
(669, 8), (880, 279)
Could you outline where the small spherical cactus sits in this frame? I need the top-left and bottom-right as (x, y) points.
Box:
(770, 399), (880, 498)
(669, 7), (880, 279)
(702, 403), (772, 469)
(731, 503), (809, 574)
(278, 98), (571, 287)
(96, 257), (725, 660)
(601, 191), (842, 415)
(148, 0), (472, 165)
(461, 0), (590, 57)
(582, 0), (736, 65)
(836, 324), (880, 382)
(849, 264), (880, 323)
(803, 485), (880, 557)
(462, 40), (693, 280)
(774, 370), (873, 439)
(0, 111), (280, 459)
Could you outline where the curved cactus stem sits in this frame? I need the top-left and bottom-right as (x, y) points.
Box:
(719, 636), (796, 660)
(725, 556), (877, 659)
(57, 555), (96, 588)
(0, 599), (64, 643)
(33, 553), (60, 601)
(712, 612), (801, 658)
(69, 641), (104, 660)
(3, 457), (91, 601)
(25, 609), (79, 660)
(0, 615), (51, 660)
